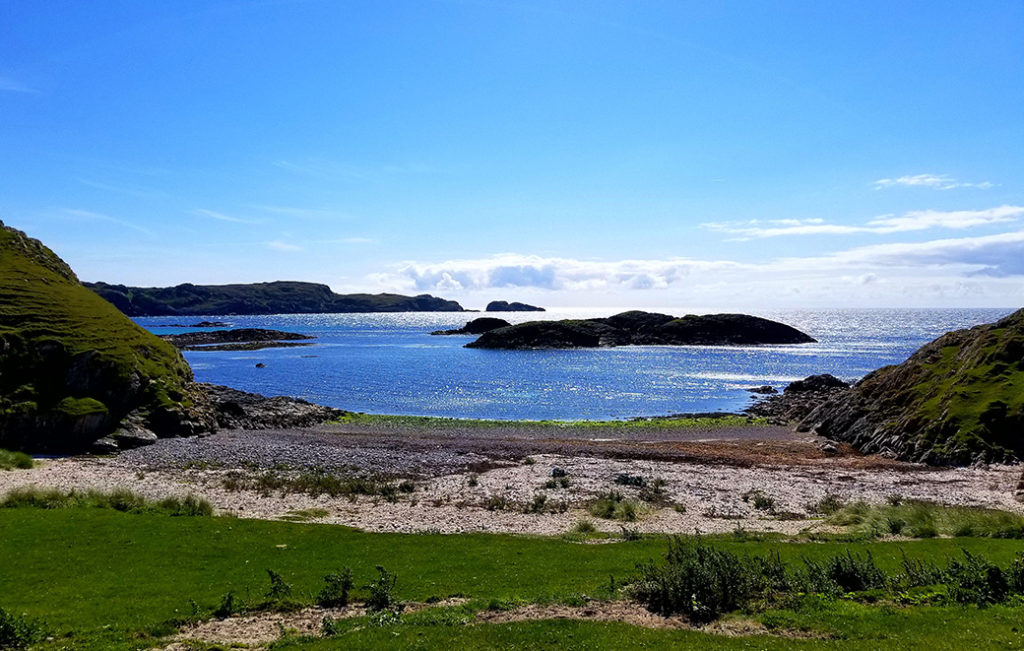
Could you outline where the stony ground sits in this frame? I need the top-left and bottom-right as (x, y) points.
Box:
(3, 421), (1021, 536)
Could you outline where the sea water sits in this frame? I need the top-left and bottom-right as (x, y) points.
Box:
(136, 308), (1014, 421)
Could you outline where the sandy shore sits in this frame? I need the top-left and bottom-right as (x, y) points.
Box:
(2, 421), (1020, 536)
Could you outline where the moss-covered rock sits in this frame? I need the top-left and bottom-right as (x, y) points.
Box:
(800, 308), (1024, 465)
(0, 221), (215, 452)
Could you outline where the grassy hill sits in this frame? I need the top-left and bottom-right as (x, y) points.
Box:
(801, 308), (1024, 464)
(0, 222), (212, 452)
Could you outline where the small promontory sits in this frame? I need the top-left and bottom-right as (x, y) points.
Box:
(85, 281), (466, 316)
(0, 221), (216, 452)
(486, 301), (545, 312)
(465, 311), (815, 349)
(799, 308), (1024, 465)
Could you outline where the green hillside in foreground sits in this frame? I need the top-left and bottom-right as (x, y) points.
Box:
(802, 308), (1024, 465)
(0, 221), (212, 452)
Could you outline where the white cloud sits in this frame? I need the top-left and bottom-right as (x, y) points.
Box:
(702, 206), (1024, 239)
(866, 206), (1023, 232)
(363, 232), (1024, 308)
(371, 254), (750, 295)
(266, 241), (302, 252)
(193, 209), (261, 224)
(874, 174), (994, 190)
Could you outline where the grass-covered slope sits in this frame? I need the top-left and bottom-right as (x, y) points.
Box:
(801, 308), (1024, 465)
(0, 221), (213, 452)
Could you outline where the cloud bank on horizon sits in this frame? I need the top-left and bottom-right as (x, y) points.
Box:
(367, 202), (1024, 308)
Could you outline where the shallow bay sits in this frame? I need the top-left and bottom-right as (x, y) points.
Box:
(136, 307), (1014, 421)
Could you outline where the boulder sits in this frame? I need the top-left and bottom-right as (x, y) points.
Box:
(784, 374), (850, 393)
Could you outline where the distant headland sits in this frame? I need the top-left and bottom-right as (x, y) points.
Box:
(84, 281), (467, 315)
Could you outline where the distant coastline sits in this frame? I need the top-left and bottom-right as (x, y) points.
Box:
(86, 280), (467, 316)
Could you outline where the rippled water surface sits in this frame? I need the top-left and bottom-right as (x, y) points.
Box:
(136, 308), (1014, 420)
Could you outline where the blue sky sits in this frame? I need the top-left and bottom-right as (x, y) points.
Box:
(2, 0), (1023, 308)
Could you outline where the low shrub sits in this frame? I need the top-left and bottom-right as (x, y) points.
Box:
(0, 606), (44, 648)
(317, 568), (354, 608)
(365, 566), (401, 613)
(265, 569), (293, 601)
(630, 539), (1024, 623)
(630, 538), (762, 623)
(213, 591), (239, 618)
(572, 519), (597, 534)
(945, 550), (1010, 606)
(807, 493), (845, 516)
(613, 473), (646, 487)
(588, 491), (639, 521)
(800, 550), (887, 594)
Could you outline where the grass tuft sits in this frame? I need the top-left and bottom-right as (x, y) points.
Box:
(0, 449), (33, 471)
(0, 487), (212, 516)
(826, 500), (1024, 539)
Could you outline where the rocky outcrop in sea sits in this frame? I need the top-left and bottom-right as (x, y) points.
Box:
(485, 301), (545, 312)
(465, 310), (816, 349)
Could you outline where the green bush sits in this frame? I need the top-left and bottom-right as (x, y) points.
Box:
(365, 566), (401, 613)
(588, 491), (639, 521)
(945, 550), (1010, 606)
(213, 591), (239, 618)
(317, 568), (354, 608)
(265, 569), (293, 601)
(0, 606), (44, 648)
(801, 550), (887, 594)
(629, 539), (761, 623)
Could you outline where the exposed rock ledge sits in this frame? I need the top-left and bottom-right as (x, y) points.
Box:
(465, 311), (815, 349)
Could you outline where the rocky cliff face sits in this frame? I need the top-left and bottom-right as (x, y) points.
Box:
(0, 221), (216, 452)
(799, 308), (1024, 465)
(465, 311), (815, 349)
(86, 281), (466, 315)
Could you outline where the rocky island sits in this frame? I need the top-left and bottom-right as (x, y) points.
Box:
(158, 328), (316, 351)
(486, 300), (545, 312)
(465, 310), (815, 349)
(86, 280), (466, 315)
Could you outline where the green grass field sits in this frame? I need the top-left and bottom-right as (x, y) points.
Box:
(1, 506), (1022, 649)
